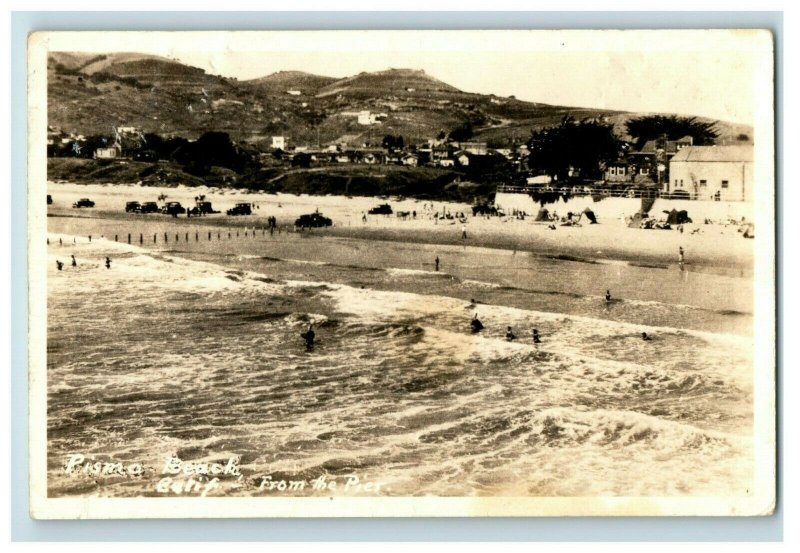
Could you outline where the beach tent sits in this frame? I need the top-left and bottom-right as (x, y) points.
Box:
(665, 209), (692, 225)
(582, 207), (598, 224)
(535, 208), (550, 221)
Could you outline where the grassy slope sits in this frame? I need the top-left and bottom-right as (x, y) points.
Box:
(47, 53), (753, 148)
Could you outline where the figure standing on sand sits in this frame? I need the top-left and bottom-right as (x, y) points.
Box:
(506, 326), (516, 341)
(105, 257), (111, 269)
(679, 246), (685, 264)
(301, 325), (315, 350)
(605, 290), (611, 302)
(461, 225), (467, 239)
(71, 255), (77, 267)
(435, 256), (440, 271)
(470, 314), (484, 333)
(56, 260), (63, 271)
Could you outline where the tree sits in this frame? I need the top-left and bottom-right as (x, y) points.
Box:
(449, 121), (473, 142)
(625, 115), (719, 149)
(292, 152), (312, 168)
(527, 117), (624, 181)
(173, 132), (250, 175)
(382, 134), (405, 150)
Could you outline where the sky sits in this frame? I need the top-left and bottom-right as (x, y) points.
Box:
(44, 30), (773, 125)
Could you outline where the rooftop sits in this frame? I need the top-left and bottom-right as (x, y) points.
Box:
(670, 145), (754, 163)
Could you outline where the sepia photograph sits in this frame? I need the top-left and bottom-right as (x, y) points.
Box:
(27, 29), (776, 518)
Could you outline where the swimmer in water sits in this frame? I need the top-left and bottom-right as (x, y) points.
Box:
(532, 329), (541, 344)
(301, 325), (315, 349)
(641, 332), (652, 341)
(470, 313), (484, 333)
(505, 326), (516, 341)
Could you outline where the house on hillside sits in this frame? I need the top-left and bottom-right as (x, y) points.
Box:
(271, 136), (290, 150)
(460, 141), (488, 156)
(94, 147), (119, 159)
(668, 145), (753, 201)
(401, 153), (419, 167)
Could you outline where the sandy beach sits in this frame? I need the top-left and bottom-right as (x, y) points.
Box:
(47, 182), (754, 273)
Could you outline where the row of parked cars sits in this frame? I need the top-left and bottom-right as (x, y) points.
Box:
(59, 195), (333, 228)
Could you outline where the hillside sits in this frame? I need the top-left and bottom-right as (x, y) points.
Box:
(316, 68), (461, 98)
(47, 52), (752, 148)
(246, 71), (338, 95)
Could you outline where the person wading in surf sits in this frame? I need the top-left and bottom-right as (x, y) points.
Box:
(470, 314), (484, 333)
(506, 326), (516, 341)
(532, 329), (541, 344)
(301, 325), (315, 350)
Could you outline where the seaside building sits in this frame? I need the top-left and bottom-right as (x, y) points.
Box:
(668, 145), (753, 201)
(627, 135), (694, 183)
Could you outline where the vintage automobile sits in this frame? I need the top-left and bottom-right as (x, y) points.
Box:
(140, 201), (160, 213)
(162, 202), (186, 216)
(295, 212), (333, 228)
(227, 202), (253, 216)
(189, 201), (220, 216)
(368, 203), (393, 215)
(125, 201), (142, 213)
(72, 198), (95, 208)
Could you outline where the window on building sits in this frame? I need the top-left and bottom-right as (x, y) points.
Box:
(721, 180), (729, 188)
(700, 179), (707, 187)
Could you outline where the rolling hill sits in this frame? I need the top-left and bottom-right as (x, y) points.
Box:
(47, 52), (752, 148)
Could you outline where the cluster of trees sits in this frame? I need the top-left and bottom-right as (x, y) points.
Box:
(527, 117), (623, 181)
(381, 134), (405, 150)
(526, 114), (721, 181)
(625, 115), (719, 149)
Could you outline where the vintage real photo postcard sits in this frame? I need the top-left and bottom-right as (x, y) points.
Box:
(28, 29), (776, 518)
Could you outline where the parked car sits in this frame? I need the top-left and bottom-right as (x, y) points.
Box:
(295, 212), (333, 228)
(162, 202), (186, 216)
(125, 201), (142, 213)
(227, 202), (253, 216)
(189, 201), (220, 216)
(47, 194), (53, 205)
(140, 202), (160, 213)
(73, 198), (95, 208)
(368, 203), (393, 215)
